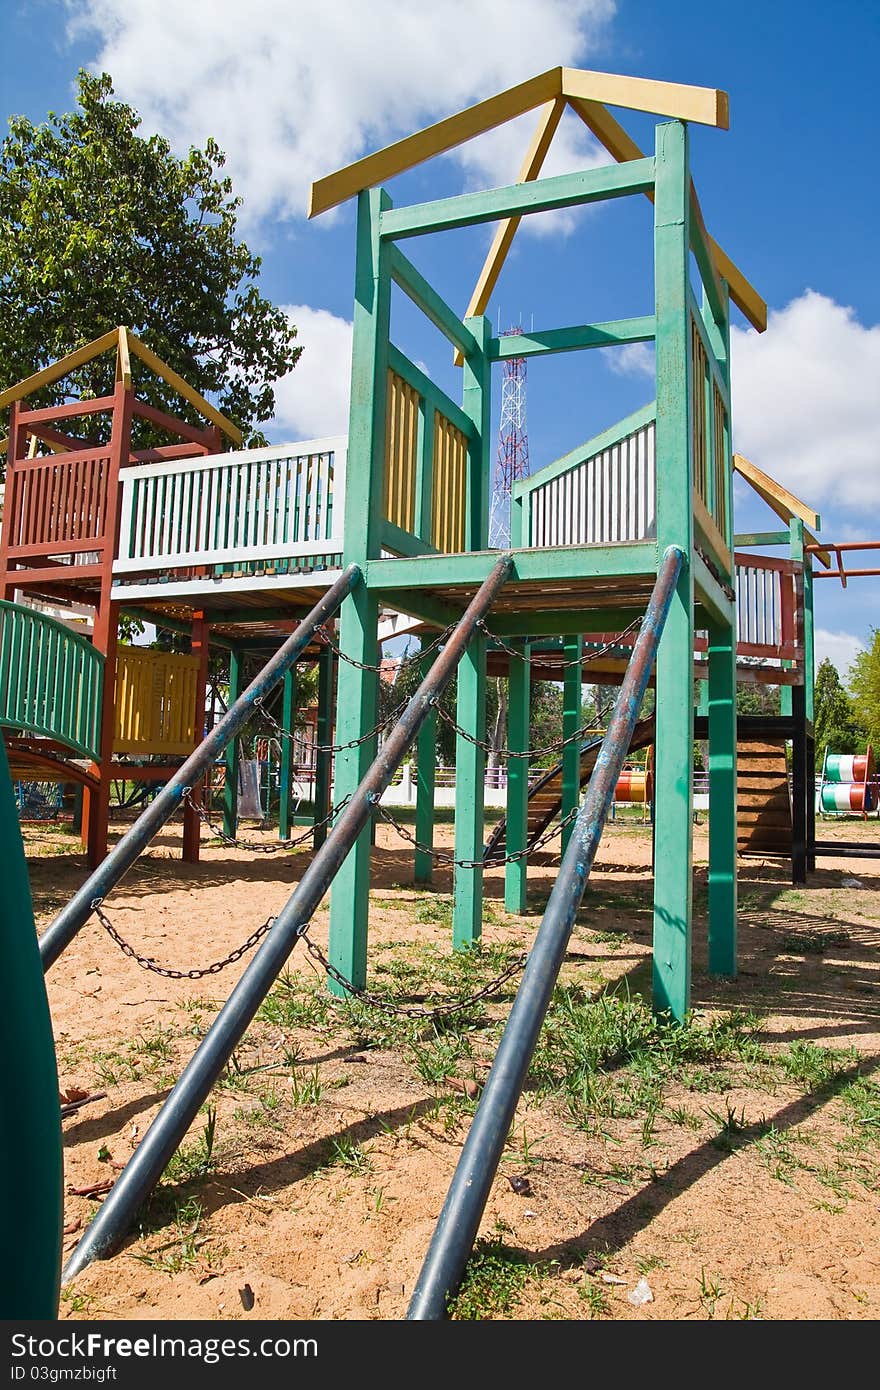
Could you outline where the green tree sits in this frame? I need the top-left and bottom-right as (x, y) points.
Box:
(848, 630), (880, 751)
(0, 71), (300, 445)
(814, 657), (865, 770)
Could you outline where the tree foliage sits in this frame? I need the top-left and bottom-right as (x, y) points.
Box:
(0, 71), (300, 444)
(814, 657), (866, 769)
(847, 630), (880, 752)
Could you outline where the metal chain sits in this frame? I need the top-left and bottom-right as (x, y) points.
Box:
(477, 615), (644, 668)
(254, 694), (407, 754)
(375, 800), (579, 867)
(298, 926), (527, 1019)
(435, 703), (610, 761)
(93, 901), (274, 979)
(315, 621), (456, 674)
(188, 791), (351, 854)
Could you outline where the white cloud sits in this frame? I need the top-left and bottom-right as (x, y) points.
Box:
(271, 305), (352, 440)
(606, 340), (654, 378)
(730, 291), (880, 508)
(68, 0), (615, 224)
(814, 627), (864, 678)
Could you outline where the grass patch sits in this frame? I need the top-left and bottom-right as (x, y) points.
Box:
(449, 1238), (535, 1319)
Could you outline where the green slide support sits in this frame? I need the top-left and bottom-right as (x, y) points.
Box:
(0, 740), (62, 1316)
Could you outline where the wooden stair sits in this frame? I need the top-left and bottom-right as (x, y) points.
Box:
(737, 739), (792, 857)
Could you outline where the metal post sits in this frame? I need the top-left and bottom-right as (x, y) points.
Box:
(407, 546), (683, 1321)
(39, 566), (362, 972)
(279, 666), (296, 841)
(561, 635), (583, 853)
(62, 555), (512, 1281)
(313, 645), (334, 850)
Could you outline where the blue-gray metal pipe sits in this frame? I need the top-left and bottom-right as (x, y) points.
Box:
(407, 544), (684, 1320)
(39, 565), (362, 973)
(63, 554), (513, 1281)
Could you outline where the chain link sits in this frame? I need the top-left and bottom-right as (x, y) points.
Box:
(435, 702), (613, 762)
(93, 901), (274, 979)
(477, 615), (643, 669)
(298, 926), (527, 1019)
(255, 694), (407, 754)
(187, 791), (351, 854)
(375, 800), (579, 867)
(315, 621), (456, 674)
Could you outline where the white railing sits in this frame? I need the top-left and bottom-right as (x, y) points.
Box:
(526, 415), (656, 548)
(113, 436), (346, 574)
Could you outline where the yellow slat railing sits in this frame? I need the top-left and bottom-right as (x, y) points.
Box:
(113, 647), (199, 756)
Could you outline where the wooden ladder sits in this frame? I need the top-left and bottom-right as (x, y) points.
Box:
(737, 739), (792, 857)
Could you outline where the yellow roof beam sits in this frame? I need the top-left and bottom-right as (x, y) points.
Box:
(309, 68), (563, 219)
(126, 332), (242, 445)
(310, 66), (730, 220)
(561, 67), (728, 128)
(0, 326), (242, 447)
(734, 452), (830, 566)
(568, 96), (766, 330)
(0, 329), (119, 411)
(454, 96), (565, 366)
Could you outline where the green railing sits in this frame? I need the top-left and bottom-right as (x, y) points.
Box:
(0, 601), (103, 761)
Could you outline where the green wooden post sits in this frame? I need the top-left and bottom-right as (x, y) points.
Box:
(452, 312), (492, 947)
(279, 665), (296, 841)
(0, 739), (62, 1316)
(414, 650), (436, 885)
(328, 187), (390, 993)
(222, 646), (242, 839)
(313, 645), (334, 850)
(707, 618), (737, 975)
(453, 631), (487, 948)
(505, 642), (530, 913)
(652, 120), (695, 1021)
(561, 635), (583, 852)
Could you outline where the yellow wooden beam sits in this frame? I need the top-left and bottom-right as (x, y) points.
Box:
(126, 332), (242, 445)
(568, 96), (766, 332)
(562, 67), (728, 128)
(733, 452), (830, 566)
(116, 325), (132, 391)
(453, 97), (566, 367)
(0, 328), (119, 411)
(706, 235), (767, 334)
(309, 68), (563, 218)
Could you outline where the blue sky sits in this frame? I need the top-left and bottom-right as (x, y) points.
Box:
(3, 0), (878, 673)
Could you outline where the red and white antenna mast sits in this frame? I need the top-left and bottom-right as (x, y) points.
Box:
(489, 325), (530, 549)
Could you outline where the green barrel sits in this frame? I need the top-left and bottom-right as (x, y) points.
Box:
(0, 740), (62, 1315)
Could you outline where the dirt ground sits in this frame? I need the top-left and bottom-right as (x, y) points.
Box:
(25, 808), (880, 1321)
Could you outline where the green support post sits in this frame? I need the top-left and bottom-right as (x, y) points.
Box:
(222, 646), (242, 839)
(279, 666), (296, 841)
(652, 120), (695, 1021)
(561, 635), (583, 852)
(328, 185), (390, 993)
(0, 740), (62, 1316)
(414, 650), (436, 885)
(313, 645), (334, 850)
(707, 618), (737, 975)
(453, 629), (487, 947)
(504, 642), (530, 913)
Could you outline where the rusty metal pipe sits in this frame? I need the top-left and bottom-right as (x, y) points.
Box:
(408, 544), (684, 1319)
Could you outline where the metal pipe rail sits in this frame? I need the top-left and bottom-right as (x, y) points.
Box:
(62, 553), (513, 1281)
(39, 565), (362, 972)
(407, 544), (684, 1320)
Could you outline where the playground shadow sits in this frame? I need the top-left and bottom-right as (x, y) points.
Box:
(525, 1055), (880, 1271)
(152, 1095), (438, 1222)
(62, 1088), (173, 1145)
